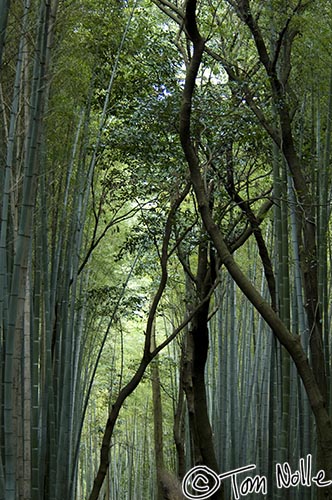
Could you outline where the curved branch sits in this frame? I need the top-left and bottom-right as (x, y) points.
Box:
(227, 0), (272, 73)
(178, 0), (332, 473)
(87, 182), (190, 500)
(225, 144), (277, 310)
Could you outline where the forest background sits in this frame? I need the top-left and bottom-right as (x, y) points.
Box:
(1, 0), (332, 499)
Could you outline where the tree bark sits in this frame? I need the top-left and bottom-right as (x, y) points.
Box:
(179, 1), (332, 498)
(180, 236), (223, 499)
(151, 323), (165, 500)
(173, 350), (186, 480)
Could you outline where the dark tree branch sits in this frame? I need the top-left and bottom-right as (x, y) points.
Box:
(88, 182), (190, 500)
(228, 0), (272, 73)
(87, 230), (218, 500)
(225, 144), (277, 311)
(229, 197), (273, 252)
(178, 0), (332, 484)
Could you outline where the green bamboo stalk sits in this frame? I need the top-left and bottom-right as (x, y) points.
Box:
(228, 275), (239, 469)
(69, 249), (140, 498)
(221, 278), (230, 474)
(321, 71), (332, 405)
(31, 215), (42, 500)
(4, 0), (48, 494)
(150, 321), (165, 500)
(39, 166), (57, 500)
(54, 230), (76, 499)
(280, 159), (291, 477)
(0, 0), (10, 69)
(80, 0), (137, 237)
(238, 294), (250, 465)
(55, 7), (138, 494)
(23, 264), (31, 500)
(2, 3), (31, 497)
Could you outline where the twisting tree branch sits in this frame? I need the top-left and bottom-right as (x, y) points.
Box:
(87, 183), (192, 500)
(227, 0), (272, 73)
(178, 0), (332, 480)
(225, 143), (277, 311)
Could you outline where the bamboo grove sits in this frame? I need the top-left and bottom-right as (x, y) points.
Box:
(1, 0), (332, 499)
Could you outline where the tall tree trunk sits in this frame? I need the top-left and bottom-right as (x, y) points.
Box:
(151, 323), (165, 500)
(173, 347), (186, 481)
(180, 238), (224, 499)
(178, 2), (332, 498)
